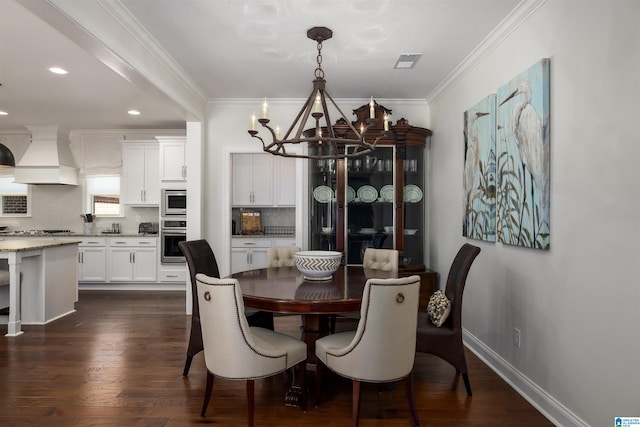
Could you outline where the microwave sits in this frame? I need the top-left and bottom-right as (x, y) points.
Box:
(161, 189), (187, 216)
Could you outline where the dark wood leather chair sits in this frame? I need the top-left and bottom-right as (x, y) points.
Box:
(178, 239), (274, 377)
(416, 243), (481, 396)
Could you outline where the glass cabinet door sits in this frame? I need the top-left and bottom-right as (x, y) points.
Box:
(309, 151), (337, 251)
(402, 144), (424, 267)
(345, 146), (394, 265)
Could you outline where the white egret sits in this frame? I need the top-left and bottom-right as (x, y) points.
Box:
(500, 80), (549, 238)
(463, 110), (489, 236)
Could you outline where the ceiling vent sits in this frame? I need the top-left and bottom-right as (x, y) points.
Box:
(394, 54), (422, 69)
(13, 126), (79, 185)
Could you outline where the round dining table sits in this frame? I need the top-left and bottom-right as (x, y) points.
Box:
(228, 265), (397, 406)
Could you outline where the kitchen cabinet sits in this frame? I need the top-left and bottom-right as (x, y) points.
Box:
(231, 237), (271, 274)
(122, 142), (160, 206)
(275, 156), (296, 206)
(158, 137), (186, 182)
(232, 153), (296, 207)
(159, 264), (187, 282)
(108, 237), (157, 282)
(232, 153), (274, 206)
(78, 237), (107, 282)
(307, 102), (437, 304)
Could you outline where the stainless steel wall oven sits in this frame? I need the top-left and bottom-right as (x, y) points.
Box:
(161, 218), (186, 263)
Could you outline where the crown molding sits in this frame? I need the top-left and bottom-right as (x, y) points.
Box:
(426, 0), (547, 104)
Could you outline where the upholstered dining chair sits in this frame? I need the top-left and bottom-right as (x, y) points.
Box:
(266, 246), (301, 267)
(330, 247), (400, 333)
(362, 248), (399, 272)
(315, 275), (422, 427)
(416, 243), (480, 396)
(178, 239), (274, 377)
(195, 274), (307, 425)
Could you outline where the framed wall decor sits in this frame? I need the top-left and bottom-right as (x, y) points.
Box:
(463, 94), (497, 242)
(496, 58), (550, 249)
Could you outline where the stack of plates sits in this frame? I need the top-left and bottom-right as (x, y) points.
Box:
(346, 186), (356, 202)
(404, 185), (423, 203)
(313, 186), (334, 203)
(359, 228), (377, 235)
(357, 185), (378, 203)
(380, 185), (394, 202)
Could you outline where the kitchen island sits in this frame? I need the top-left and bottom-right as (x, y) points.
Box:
(0, 239), (79, 336)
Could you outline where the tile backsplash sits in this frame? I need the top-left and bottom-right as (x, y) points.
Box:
(231, 207), (295, 235)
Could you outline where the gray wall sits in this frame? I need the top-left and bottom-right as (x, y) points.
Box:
(428, 1), (639, 426)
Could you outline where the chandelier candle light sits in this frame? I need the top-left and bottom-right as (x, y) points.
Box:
(248, 26), (391, 160)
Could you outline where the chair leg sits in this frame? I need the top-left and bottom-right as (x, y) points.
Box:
(297, 361), (307, 411)
(200, 371), (214, 416)
(247, 379), (255, 427)
(315, 360), (323, 407)
(183, 320), (203, 377)
(182, 355), (194, 377)
(462, 373), (472, 396)
(405, 372), (420, 427)
(352, 380), (361, 427)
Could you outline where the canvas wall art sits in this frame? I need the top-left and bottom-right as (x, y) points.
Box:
(463, 94), (496, 242)
(496, 58), (550, 249)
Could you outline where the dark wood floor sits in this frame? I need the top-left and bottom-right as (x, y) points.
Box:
(0, 291), (553, 426)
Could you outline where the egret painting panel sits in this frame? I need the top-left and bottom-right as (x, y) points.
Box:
(463, 94), (496, 242)
(497, 58), (550, 250)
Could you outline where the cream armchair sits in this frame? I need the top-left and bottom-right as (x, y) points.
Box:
(331, 248), (400, 333)
(266, 246), (301, 267)
(315, 275), (422, 426)
(195, 274), (307, 425)
(362, 248), (399, 272)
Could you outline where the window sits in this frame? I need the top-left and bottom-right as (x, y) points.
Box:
(0, 177), (31, 216)
(85, 176), (121, 217)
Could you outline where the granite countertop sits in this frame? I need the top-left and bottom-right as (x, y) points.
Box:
(0, 239), (81, 252)
(1, 232), (159, 238)
(231, 234), (296, 239)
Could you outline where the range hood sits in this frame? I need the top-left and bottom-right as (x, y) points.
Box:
(13, 126), (79, 185)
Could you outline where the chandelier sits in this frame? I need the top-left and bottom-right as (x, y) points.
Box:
(248, 27), (391, 160)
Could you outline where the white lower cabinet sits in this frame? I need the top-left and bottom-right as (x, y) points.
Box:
(159, 265), (187, 282)
(231, 238), (271, 274)
(78, 238), (107, 282)
(231, 237), (297, 274)
(107, 237), (158, 282)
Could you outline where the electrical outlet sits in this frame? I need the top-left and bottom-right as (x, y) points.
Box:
(513, 328), (521, 348)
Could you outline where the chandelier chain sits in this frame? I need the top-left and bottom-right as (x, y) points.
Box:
(315, 41), (324, 79)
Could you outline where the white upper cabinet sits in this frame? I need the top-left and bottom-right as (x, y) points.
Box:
(122, 142), (160, 206)
(158, 137), (186, 182)
(232, 153), (296, 207)
(275, 156), (296, 207)
(232, 153), (274, 206)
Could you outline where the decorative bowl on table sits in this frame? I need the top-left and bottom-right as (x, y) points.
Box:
(293, 250), (342, 281)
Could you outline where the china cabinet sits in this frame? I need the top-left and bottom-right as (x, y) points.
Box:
(308, 102), (436, 308)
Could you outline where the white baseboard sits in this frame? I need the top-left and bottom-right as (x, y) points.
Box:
(463, 329), (589, 427)
(79, 283), (185, 291)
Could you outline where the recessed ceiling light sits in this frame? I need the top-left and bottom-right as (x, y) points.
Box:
(128, 110), (141, 116)
(393, 54), (422, 69)
(48, 67), (69, 75)
(0, 111), (8, 116)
